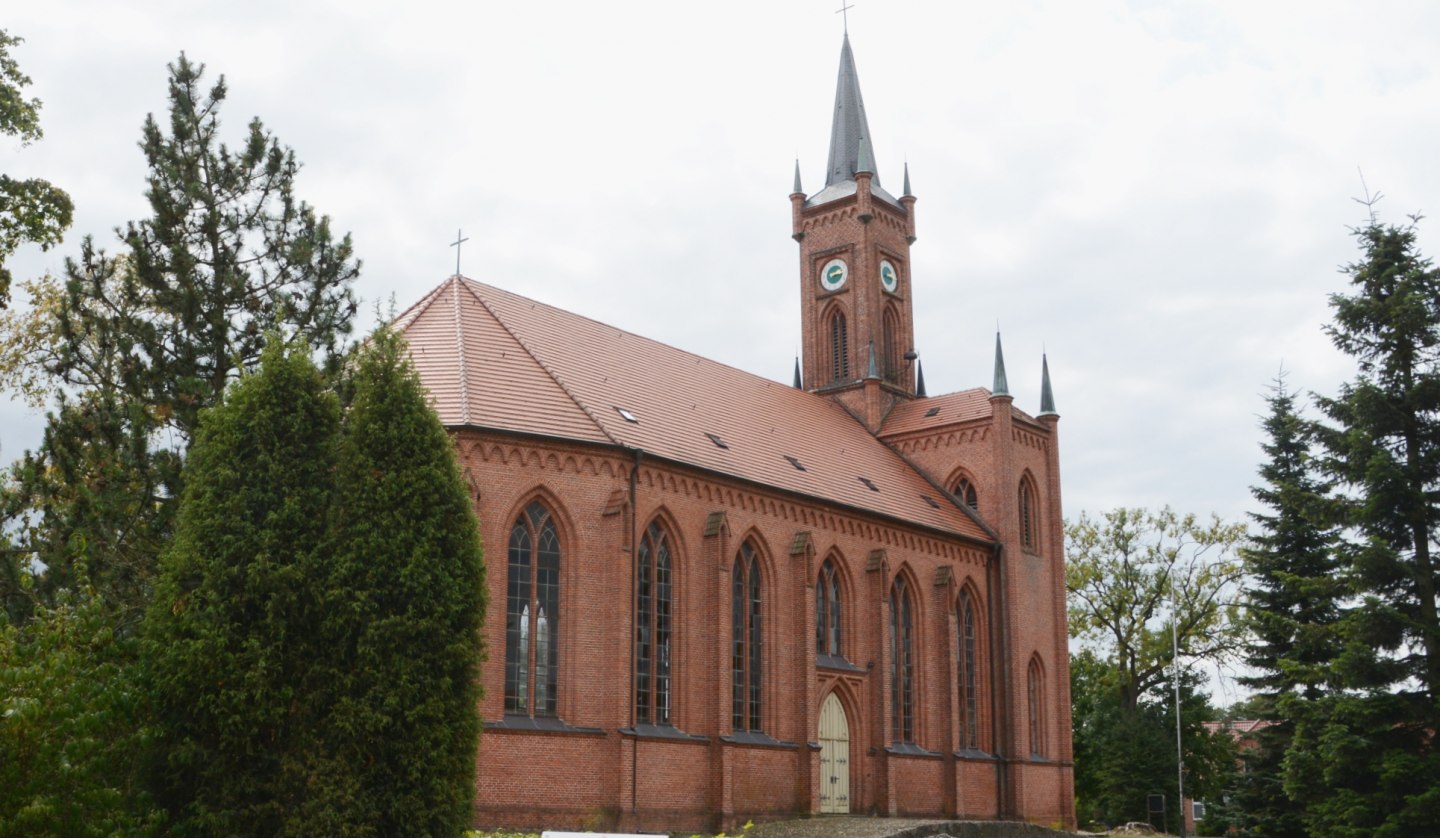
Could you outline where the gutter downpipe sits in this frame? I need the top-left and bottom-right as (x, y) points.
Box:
(990, 541), (1012, 820)
(630, 448), (642, 819)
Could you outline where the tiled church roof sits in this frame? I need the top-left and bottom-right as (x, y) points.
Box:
(397, 276), (992, 543)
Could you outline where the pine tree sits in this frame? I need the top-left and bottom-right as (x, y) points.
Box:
(142, 342), (339, 835)
(297, 328), (486, 835)
(1233, 373), (1342, 837)
(1299, 216), (1440, 836)
(2, 53), (358, 616)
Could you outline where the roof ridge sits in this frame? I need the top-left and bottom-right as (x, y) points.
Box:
(455, 278), (620, 447)
(391, 276), (450, 331)
(450, 279), (472, 425)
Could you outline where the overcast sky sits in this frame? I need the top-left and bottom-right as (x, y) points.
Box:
(5, 1), (1439, 586)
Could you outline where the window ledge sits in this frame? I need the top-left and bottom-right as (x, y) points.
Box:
(722, 730), (800, 749)
(955, 747), (998, 761)
(620, 723), (708, 743)
(886, 742), (942, 758)
(485, 715), (606, 736)
(817, 653), (864, 673)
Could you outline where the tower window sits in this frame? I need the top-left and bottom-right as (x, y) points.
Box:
(1028, 656), (1046, 757)
(954, 477), (978, 511)
(830, 310), (850, 384)
(883, 307), (902, 383)
(1019, 476), (1039, 552)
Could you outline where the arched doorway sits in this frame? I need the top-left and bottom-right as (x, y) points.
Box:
(818, 692), (851, 814)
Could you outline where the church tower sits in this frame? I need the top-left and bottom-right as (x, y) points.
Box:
(792, 33), (918, 431)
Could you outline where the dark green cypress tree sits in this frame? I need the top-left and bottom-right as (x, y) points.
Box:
(298, 327), (485, 835)
(1300, 216), (1440, 836)
(142, 342), (338, 836)
(1234, 373), (1342, 837)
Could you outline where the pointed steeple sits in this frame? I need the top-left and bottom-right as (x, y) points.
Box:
(992, 332), (1010, 397)
(793, 356), (803, 389)
(916, 359), (927, 398)
(792, 159), (803, 195)
(902, 161), (912, 197)
(1039, 354), (1057, 416)
(825, 33), (880, 188)
(866, 340), (880, 380)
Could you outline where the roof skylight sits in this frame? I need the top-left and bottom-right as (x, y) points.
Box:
(858, 477), (879, 492)
(615, 406), (639, 423)
(706, 432), (729, 449)
(925, 407), (940, 417)
(784, 455), (806, 472)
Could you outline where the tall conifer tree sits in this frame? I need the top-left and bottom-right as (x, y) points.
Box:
(1299, 216), (1440, 836)
(298, 328), (485, 836)
(1234, 373), (1341, 837)
(142, 343), (338, 836)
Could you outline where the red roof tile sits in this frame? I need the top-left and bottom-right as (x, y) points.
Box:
(881, 387), (1040, 438)
(398, 277), (992, 543)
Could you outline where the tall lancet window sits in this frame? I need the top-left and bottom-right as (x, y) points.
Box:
(1028, 656), (1046, 757)
(636, 521), (674, 725)
(732, 543), (764, 731)
(830, 310), (850, 384)
(505, 501), (560, 717)
(957, 590), (981, 750)
(1019, 475), (1039, 553)
(890, 575), (916, 743)
(816, 559), (842, 658)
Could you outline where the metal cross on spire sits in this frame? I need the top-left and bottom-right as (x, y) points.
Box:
(450, 229), (470, 277)
(836, 2), (854, 34)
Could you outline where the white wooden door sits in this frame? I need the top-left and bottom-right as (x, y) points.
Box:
(818, 693), (851, 814)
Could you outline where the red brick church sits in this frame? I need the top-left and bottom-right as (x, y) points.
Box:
(396, 32), (1075, 833)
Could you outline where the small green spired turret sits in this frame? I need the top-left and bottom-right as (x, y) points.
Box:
(1038, 353), (1057, 416)
(992, 332), (1010, 397)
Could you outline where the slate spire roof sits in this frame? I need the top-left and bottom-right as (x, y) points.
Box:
(807, 34), (902, 209)
(1039, 353), (1057, 416)
(396, 276), (990, 542)
(826, 33), (878, 188)
(992, 332), (1010, 397)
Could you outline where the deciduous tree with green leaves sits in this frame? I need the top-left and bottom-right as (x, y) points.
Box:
(1066, 507), (1247, 713)
(0, 28), (73, 309)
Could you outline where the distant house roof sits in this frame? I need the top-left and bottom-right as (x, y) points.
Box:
(397, 276), (993, 543)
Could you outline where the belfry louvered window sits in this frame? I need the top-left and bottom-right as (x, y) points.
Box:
(830, 310), (850, 383)
(636, 521), (673, 725)
(890, 576), (916, 743)
(506, 501), (560, 717)
(732, 543), (763, 731)
(883, 306), (901, 383)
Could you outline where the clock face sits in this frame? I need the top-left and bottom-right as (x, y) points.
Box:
(880, 260), (899, 293)
(820, 258), (848, 292)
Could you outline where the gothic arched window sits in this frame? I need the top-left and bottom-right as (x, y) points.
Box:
(890, 575), (916, 744)
(732, 543), (763, 731)
(506, 501), (560, 717)
(1028, 656), (1046, 757)
(1018, 476), (1039, 552)
(883, 306), (902, 383)
(954, 476), (978, 511)
(816, 559), (842, 658)
(636, 520), (673, 725)
(957, 590), (981, 750)
(830, 310), (850, 384)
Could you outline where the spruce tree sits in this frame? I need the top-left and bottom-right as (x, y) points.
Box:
(142, 343), (338, 836)
(298, 327), (485, 835)
(1234, 373), (1341, 837)
(1301, 216), (1440, 836)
